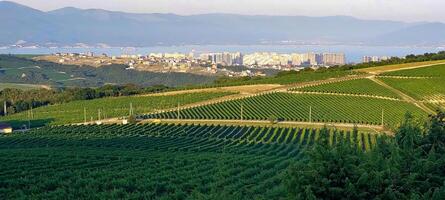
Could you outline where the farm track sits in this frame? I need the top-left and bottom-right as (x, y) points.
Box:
(140, 119), (387, 135)
(285, 91), (401, 101)
(376, 75), (434, 79)
(140, 84), (283, 97)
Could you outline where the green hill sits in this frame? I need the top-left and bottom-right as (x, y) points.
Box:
(0, 92), (234, 128)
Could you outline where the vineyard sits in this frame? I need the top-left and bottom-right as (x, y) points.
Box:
(143, 92), (426, 127)
(378, 77), (445, 101)
(380, 64), (445, 77)
(0, 124), (376, 199)
(0, 92), (234, 128)
(376, 64), (445, 102)
(289, 78), (401, 99)
(208, 69), (355, 87)
(427, 102), (445, 111)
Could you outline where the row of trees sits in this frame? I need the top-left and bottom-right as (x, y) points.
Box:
(0, 84), (170, 116)
(287, 111), (445, 199)
(340, 51), (445, 70)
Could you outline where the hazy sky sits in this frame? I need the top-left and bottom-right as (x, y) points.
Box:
(8, 0), (445, 22)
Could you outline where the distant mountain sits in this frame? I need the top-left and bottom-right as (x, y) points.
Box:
(372, 23), (445, 45)
(1, 1), (445, 46)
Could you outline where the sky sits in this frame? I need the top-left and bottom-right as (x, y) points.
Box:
(8, 0), (445, 22)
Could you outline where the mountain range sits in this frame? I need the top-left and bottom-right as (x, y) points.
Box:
(1, 1), (445, 47)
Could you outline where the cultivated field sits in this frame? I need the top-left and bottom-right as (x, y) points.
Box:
(1, 59), (444, 199)
(0, 124), (375, 199)
(0, 92), (234, 128)
(377, 64), (445, 102)
(289, 78), (401, 99)
(356, 60), (445, 74)
(143, 92), (427, 127)
(380, 64), (445, 77)
(378, 78), (445, 102)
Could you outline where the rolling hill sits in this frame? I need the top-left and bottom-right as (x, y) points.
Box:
(1, 1), (444, 46)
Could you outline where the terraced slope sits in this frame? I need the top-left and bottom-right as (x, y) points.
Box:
(289, 78), (401, 99)
(143, 92), (426, 127)
(0, 124), (375, 199)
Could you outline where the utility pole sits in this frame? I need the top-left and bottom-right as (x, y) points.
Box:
(381, 109), (384, 127)
(27, 110), (31, 129)
(3, 101), (6, 116)
(84, 107), (87, 124)
(30, 105), (33, 119)
(129, 103), (133, 116)
(240, 102), (244, 121)
(98, 109), (101, 121)
(309, 106), (312, 123)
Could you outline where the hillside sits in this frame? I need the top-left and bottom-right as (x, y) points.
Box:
(1, 1), (444, 46)
(0, 55), (216, 87)
(2, 58), (444, 132)
(1, 58), (445, 199)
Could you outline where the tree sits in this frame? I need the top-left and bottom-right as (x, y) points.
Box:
(286, 112), (445, 199)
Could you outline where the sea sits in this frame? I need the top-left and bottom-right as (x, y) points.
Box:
(1, 45), (444, 63)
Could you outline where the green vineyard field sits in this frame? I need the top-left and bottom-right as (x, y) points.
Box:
(380, 64), (445, 77)
(0, 124), (376, 199)
(379, 77), (445, 101)
(289, 78), (401, 99)
(201, 70), (354, 88)
(427, 103), (445, 111)
(0, 92), (234, 128)
(143, 92), (426, 127)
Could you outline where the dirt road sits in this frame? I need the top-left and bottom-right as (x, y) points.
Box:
(140, 118), (389, 135)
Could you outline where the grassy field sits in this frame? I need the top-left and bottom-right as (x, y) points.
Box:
(0, 124), (375, 199)
(0, 92), (234, 128)
(144, 92), (427, 127)
(289, 78), (401, 99)
(0, 83), (50, 91)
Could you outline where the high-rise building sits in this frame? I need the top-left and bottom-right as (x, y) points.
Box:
(291, 54), (304, 66)
(322, 53), (346, 66)
(362, 56), (387, 63)
(200, 52), (243, 66)
(307, 53), (318, 65)
(222, 52), (233, 66)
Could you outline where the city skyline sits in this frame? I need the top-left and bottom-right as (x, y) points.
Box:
(5, 0), (445, 23)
